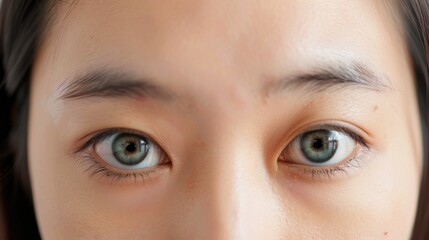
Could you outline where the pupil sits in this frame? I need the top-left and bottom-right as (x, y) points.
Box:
(312, 138), (324, 149)
(112, 133), (149, 166)
(300, 130), (338, 163)
(125, 142), (137, 153)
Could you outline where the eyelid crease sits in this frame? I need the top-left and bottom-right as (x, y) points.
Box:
(74, 129), (121, 153)
(289, 122), (371, 149)
(278, 123), (373, 181)
(75, 129), (172, 184)
(75, 122), (372, 183)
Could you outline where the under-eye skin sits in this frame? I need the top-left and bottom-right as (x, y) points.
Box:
(74, 129), (171, 184)
(278, 122), (372, 181)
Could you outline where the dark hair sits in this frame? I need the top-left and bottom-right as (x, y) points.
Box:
(396, 1), (429, 239)
(0, 0), (427, 239)
(0, 1), (48, 239)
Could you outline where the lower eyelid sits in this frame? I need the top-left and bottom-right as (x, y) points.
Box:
(279, 148), (372, 182)
(75, 150), (172, 185)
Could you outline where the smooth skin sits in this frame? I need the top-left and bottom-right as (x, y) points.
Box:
(29, 0), (422, 239)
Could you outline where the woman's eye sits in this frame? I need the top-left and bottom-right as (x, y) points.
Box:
(93, 132), (167, 170)
(281, 129), (358, 167)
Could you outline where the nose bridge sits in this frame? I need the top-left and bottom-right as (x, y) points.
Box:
(186, 132), (282, 239)
(205, 142), (251, 239)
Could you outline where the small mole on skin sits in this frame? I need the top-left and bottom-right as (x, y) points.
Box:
(372, 105), (378, 111)
(384, 232), (388, 236)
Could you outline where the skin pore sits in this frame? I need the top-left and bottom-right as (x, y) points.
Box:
(29, 0), (422, 239)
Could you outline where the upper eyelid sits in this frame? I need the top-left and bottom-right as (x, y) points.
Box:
(74, 122), (371, 158)
(288, 122), (370, 148)
(74, 128), (175, 166)
(74, 128), (150, 154)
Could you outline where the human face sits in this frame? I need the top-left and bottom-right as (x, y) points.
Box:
(29, 0), (422, 239)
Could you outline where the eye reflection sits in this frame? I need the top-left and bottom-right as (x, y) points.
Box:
(112, 133), (149, 166)
(93, 132), (167, 170)
(300, 130), (339, 163)
(281, 128), (358, 167)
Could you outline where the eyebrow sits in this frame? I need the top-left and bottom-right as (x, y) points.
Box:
(265, 61), (393, 97)
(57, 69), (174, 101)
(57, 61), (392, 102)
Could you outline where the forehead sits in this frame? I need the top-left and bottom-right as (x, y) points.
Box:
(39, 0), (407, 93)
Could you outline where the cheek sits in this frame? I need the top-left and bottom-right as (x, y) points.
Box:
(274, 157), (417, 239)
(28, 104), (74, 238)
(273, 130), (419, 239)
(28, 94), (174, 239)
(29, 93), (92, 238)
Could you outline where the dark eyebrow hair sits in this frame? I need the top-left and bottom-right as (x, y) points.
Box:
(57, 69), (174, 101)
(265, 61), (393, 97)
(57, 61), (393, 103)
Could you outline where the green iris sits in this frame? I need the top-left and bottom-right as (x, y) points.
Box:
(112, 133), (149, 166)
(300, 130), (338, 163)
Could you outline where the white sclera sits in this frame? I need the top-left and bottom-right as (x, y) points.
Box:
(94, 133), (163, 170)
(287, 130), (356, 167)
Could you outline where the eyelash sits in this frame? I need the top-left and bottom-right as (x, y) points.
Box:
(278, 124), (371, 181)
(287, 152), (368, 181)
(75, 129), (171, 184)
(78, 156), (170, 184)
(76, 124), (371, 184)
